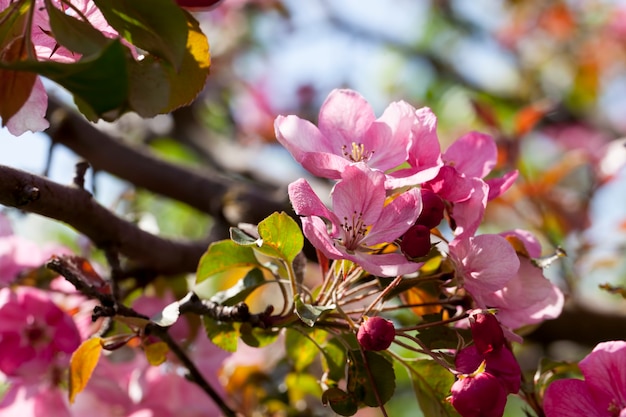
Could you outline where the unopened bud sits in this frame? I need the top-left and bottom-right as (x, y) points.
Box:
(450, 371), (507, 417)
(357, 316), (395, 351)
(400, 224), (431, 259)
(469, 312), (505, 355)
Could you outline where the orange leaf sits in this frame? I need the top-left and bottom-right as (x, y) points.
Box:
(403, 287), (442, 316)
(514, 102), (551, 137)
(69, 337), (103, 403)
(0, 36), (36, 124)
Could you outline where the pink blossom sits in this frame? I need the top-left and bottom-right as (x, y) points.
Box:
(544, 341), (626, 417)
(448, 234), (520, 306)
(425, 132), (518, 237)
(0, 383), (71, 417)
(480, 230), (564, 330)
(450, 371), (507, 417)
(288, 163), (422, 277)
(0, 287), (81, 380)
(275, 89), (441, 187)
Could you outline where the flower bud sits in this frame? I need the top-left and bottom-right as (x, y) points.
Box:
(400, 224), (431, 259)
(417, 189), (445, 229)
(469, 312), (505, 355)
(175, 0), (223, 11)
(357, 316), (395, 351)
(450, 371), (507, 417)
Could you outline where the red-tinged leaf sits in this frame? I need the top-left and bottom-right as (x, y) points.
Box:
(471, 99), (500, 130)
(514, 102), (551, 137)
(0, 36), (36, 125)
(69, 337), (103, 403)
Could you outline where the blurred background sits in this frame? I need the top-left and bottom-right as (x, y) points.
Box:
(2, 1), (626, 415)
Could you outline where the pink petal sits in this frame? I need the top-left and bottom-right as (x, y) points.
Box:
(444, 131), (497, 179)
(299, 152), (350, 179)
(365, 101), (414, 171)
(275, 115), (330, 160)
(4, 78), (49, 136)
(544, 379), (607, 417)
(366, 188), (421, 245)
(317, 89), (376, 149)
(301, 217), (344, 260)
(579, 341), (626, 411)
(350, 251), (421, 277)
(449, 178), (488, 238)
(499, 229), (542, 258)
(288, 179), (337, 226)
(331, 164), (386, 226)
(486, 169), (519, 201)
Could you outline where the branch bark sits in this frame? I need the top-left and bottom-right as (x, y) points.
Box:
(0, 164), (206, 275)
(46, 100), (289, 226)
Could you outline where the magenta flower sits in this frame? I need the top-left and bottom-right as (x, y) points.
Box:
(0, 287), (81, 380)
(480, 230), (564, 330)
(448, 234), (520, 306)
(450, 371), (508, 417)
(275, 89), (441, 187)
(288, 163), (422, 277)
(425, 131), (518, 238)
(544, 341), (626, 417)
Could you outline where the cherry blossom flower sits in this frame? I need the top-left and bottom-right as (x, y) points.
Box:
(275, 88), (441, 187)
(448, 234), (520, 306)
(0, 286), (81, 380)
(543, 340), (626, 417)
(480, 230), (564, 330)
(425, 131), (518, 238)
(288, 163), (422, 277)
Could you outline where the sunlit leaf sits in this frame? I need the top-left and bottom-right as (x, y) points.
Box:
(239, 323), (280, 348)
(144, 341), (169, 366)
(403, 285), (442, 316)
(203, 317), (239, 352)
(92, 0), (188, 68)
(209, 268), (266, 306)
(256, 212), (304, 263)
(407, 359), (456, 417)
(69, 337), (103, 403)
(286, 328), (327, 372)
(196, 240), (260, 284)
(294, 294), (335, 327)
(285, 372), (323, 405)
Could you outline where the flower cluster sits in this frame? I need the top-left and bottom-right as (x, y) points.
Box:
(449, 312), (521, 417)
(279, 88), (565, 415)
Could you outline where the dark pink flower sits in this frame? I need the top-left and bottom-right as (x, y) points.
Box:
(0, 287), (81, 379)
(450, 371), (508, 417)
(289, 163), (423, 277)
(544, 341), (626, 417)
(469, 312), (505, 355)
(357, 316), (395, 351)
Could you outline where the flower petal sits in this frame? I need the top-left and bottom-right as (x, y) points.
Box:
(317, 89), (376, 150)
(332, 164), (386, 226)
(366, 188), (421, 246)
(579, 341), (626, 411)
(4, 78), (49, 136)
(544, 379), (607, 417)
(444, 131), (497, 179)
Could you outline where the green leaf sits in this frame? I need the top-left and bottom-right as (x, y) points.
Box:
(230, 226), (260, 246)
(202, 317), (239, 352)
(348, 350), (396, 407)
(239, 323), (280, 348)
(92, 0), (188, 69)
(285, 328), (327, 372)
(0, 0), (30, 51)
(209, 268), (266, 306)
(321, 337), (348, 383)
(196, 240), (260, 284)
(285, 372), (323, 406)
(294, 294), (335, 327)
(322, 387), (358, 416)
(0, 40), (129, 117)
(407, 359), (457, 417)
(256, 212), (304, 263)
(127, 15), (210, 116)
(44, 0), (109, 55)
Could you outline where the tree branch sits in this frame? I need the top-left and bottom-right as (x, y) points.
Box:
(46, 99), (289, 226)
(0, 164), (206, 275)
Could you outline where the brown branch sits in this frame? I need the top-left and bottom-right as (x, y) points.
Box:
(0, 164), (206, 275)
(46, 99), (289, 226)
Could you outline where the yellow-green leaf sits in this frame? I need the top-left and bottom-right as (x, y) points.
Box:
(144, 341), (169, 366)
(69, 337), (103, 403)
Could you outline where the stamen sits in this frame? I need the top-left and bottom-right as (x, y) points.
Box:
(341, 142), (374, 162)
(340, 211), (368, 251)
